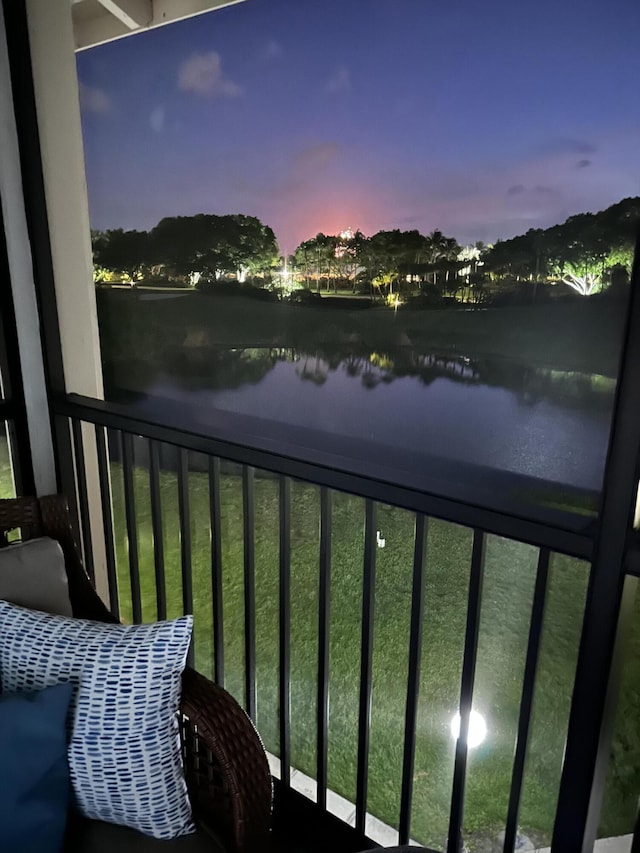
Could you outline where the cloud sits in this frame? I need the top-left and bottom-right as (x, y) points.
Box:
(247, 143), (341, 204)
(150, 107), (165, 133)
(576, 159), (592, 169)
(294, 143), (340, 172)
(262, 39), (282, 60)
(507, 183), (558, 198)
(325, 66), (351, 94)
(178, 52), (242, 98)
(539, 137), (597, 156)
(79, 83), (112, 114)
(224, 141), (341, 209)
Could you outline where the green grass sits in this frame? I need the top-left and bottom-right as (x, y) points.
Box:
(107, 459), (640, 851)
(97, 289), (627, 377)
(0, 431), (16, 499)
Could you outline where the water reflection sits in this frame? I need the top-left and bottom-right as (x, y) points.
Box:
(104, 345), (614, 504)
(106, 344), (616, 415)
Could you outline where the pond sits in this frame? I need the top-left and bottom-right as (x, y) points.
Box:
(108, 346), (616, 521)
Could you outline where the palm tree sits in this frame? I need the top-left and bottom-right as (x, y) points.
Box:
(427, 230), (460, 289)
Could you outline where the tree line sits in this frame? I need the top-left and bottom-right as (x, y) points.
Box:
(92, 213), (279, 283)
(93, 197), (638, 299)
(481, 196), (638, 296)
(291, 197), (638, 299)
(292, 228), (463, 296)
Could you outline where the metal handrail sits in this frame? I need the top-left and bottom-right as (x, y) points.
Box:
(53, 392), (595, 560)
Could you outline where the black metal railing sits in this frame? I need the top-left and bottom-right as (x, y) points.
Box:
(503, 549), (550, 853)
(55, 395), (595, 561)
(448, 529), (485, 853)
(54, 394), (638, 853)
(399, 512), (427, 843)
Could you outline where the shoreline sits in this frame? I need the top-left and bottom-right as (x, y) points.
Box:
(97, 289), (627, 377)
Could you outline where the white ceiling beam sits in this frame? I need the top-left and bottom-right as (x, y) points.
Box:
(151, 0), (245, 27)
(96, 0), (151, 30)
(73, 0), (248, 51)
(74, 12), (132, 49)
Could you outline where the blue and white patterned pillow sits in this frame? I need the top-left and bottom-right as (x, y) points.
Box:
(0, 600), (195, 840)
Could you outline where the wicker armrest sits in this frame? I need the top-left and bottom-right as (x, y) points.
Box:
(179, 667), (272, 853)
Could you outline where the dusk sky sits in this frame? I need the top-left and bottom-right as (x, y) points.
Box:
(77, 0), (640, 254)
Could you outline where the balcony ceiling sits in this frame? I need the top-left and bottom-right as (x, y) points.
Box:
(71, 0), (247, 51)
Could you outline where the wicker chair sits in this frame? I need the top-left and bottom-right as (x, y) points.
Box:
(0, 495), (272, 853)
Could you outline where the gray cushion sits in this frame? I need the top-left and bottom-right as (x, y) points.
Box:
(0, 537), (72, 616)
(65, 818), (227, 853)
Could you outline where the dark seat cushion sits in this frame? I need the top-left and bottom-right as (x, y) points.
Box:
(64, 816), (227, 853)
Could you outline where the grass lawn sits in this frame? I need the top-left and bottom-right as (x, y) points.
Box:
(97, 289), (627, 377)
(108, 457), (640, 851)
(0, 431), (16, 499)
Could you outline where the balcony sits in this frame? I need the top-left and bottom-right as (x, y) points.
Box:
(45, 389), (636, 853)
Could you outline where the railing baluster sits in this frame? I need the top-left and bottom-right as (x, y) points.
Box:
(447, 529), (486, 853)
(503, 548), (550, 853)
(71, 419), (95, 583)
(317, 486), (332, 810)
(95, 424), (119, 618)
(399, 514), (429, 844)
(177, 448), (194, 667)
(243, 465), (256, 720)
(149, 440), (166, 621)
(279, 475), (292, 787)
(356, 499), (377, 835)
(121, 432), (142, 624)
(632, 803), (640, 853)
(209, 456), (224, 686)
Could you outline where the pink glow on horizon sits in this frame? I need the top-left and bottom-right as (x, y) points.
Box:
(265, 185), (389, 254)
(266, 129), (640, 252)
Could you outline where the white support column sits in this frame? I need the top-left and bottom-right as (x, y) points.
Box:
(25, 0), (104, 402)
(25, 0), (110, 605)
(0, 3), (56, 496)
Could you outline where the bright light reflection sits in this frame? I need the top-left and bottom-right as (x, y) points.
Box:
(450, 709), (487, 748)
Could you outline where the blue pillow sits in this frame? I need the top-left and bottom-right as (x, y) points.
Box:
(0, 682), (73, 853)
(0, 601), (195, 840)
